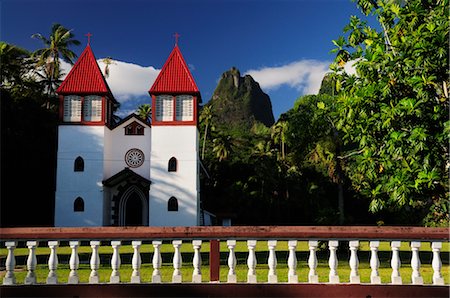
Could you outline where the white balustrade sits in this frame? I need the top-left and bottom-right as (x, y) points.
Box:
(192, 240), (202, 283)
(1, 233), (447, 287)
(131, 241), (142, 283)
(46, 241), (59, 284)
(152, 240), (162, 283)
(110, 241), (121, 283)
(227, 240), (237, 283)
(89, 241), (100, 284)
(431, 242), (444, 285)
(410, 241), (423, 285)
(3, 241), (16, 285)
(287, 240), (298, 283)
(267, 240), (278, 283)
(349, 240), (360, 283)
(308, 240), (319, 283)
(247, 240), (257, 283)
(172, 240), (183, 283)
(24, 241), (38, 285)
(328, 240), (339, 284)
(390, 241), (402, 284)
(369, 241), (381, 284)
(68, 241), (80, 284)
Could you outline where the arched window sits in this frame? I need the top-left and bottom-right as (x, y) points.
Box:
(168, 197), (178, 212)
(74, 197), (85, 212)
(168, 157), (177, 172)
(74, 156), (84, 172)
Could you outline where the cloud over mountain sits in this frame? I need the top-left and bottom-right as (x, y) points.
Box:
(245, 59), (330, 95)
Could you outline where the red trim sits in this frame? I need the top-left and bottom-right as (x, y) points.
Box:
(59, 95), (64, 121)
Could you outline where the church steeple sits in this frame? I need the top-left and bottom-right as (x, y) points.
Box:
(149, 41), (201, 125)
(56, 42), (116, 125)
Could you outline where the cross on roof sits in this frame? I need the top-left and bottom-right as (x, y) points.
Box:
(174, 32), (180, 46)
(85, 32), (93, 45)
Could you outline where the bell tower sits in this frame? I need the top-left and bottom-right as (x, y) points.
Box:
(54, 39), (117, 226)
(148, 39), (201, 226)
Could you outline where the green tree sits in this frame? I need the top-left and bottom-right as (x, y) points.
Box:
(330, 0), (449, 225)
(32, 23), (80, 107)
(200, 105), (213, 160)
(271, 119), (288, 160)
(136, 104), (152, 123)
(212, 134), (233, 162)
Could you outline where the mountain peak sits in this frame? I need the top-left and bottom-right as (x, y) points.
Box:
(208, 67), (275, 129)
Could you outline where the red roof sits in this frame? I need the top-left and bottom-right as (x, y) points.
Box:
(149, 45), (200, 95)
(56, 45), (114, 98)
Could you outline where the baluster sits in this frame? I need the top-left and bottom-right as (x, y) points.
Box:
(3, 241), (17, 285)
(328, 240), (339, 284)
(287, 240), (298, 283)
(267, 240), (278, 283)
(247, 240), (257, 283)
(89, 241), (100, 284)
(131, 241), (142, 283)
(410, 241), (423, 285)
(349, 240), (360, 283)
(390, 241), (402, 284)
(192, 240), (202, 283)
(172, 240), (182, 283)
(308, 240), (319, 283)
(152, 240), (162, 283)
(110, 241), (121, 283)
(227, 240), (237, 283)
(431, 242), (444, 285)
(24, 241), (38, 285)
(46, 241), (59, 284)
(68, 241), (80, 284)
(369, 241), (381, 284)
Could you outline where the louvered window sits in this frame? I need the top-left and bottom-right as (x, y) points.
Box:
(155, 95), (173, 121)
(175, 95), (193, 121)
(83, 95), (102, 122)
(63, 95), (82, 122)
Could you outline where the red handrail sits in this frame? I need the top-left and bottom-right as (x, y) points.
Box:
(0, 226), (448, 241)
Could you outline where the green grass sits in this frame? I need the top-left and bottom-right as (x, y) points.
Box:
(1, 241), (449, 284)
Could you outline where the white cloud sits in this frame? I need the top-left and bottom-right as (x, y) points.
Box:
(59, 59), (160, 104)
(245, 59), (330, 95)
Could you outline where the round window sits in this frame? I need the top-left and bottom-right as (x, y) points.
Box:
(125, 148), (145, 168)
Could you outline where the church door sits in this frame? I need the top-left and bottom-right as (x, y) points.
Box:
(118, 186), (148, 226)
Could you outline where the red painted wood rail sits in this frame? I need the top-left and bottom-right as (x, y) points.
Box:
(0, 226), (448, 241)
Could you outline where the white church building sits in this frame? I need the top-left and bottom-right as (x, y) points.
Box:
(54, 41), (201, 227)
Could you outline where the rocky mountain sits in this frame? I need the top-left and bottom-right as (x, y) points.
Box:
(206, 67), (275, 129)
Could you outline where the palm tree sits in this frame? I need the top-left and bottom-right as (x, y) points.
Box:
(102, 57), (116, 78)
(32, 23), (80, 107)
(212, 134), (233, 162)
(136, 104), (152, 123)
(271, 120), (288, 160)
(199, 105), (213, 160)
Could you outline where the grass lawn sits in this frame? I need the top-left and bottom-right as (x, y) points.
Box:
(1, 240), (449, 284)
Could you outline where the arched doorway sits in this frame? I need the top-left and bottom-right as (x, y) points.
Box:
(118, 185), (148, 226)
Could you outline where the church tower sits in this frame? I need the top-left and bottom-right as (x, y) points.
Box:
(54, 42), (117, 226)
(148, 42), (201, 226)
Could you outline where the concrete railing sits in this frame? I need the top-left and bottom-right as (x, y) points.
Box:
(1, 226), (448, 287)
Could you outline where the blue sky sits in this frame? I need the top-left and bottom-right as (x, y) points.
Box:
(1, 0), (375, 120)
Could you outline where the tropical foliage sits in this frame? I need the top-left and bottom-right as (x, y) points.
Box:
(328, 0), (449, 226)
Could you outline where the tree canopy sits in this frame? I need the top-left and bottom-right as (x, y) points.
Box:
(328, 0), (449, 226)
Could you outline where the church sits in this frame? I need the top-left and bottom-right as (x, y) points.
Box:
(54, 39), (201, 227)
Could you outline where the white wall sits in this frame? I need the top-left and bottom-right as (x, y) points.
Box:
(54, 126), (105, 226)
(104, 117), (151, 179)
(149, 125), (199, 226)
